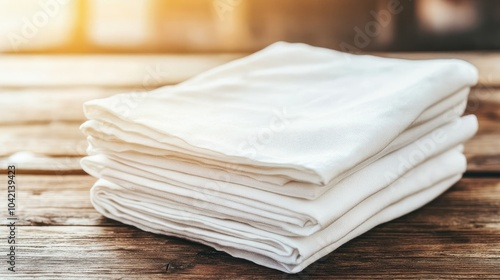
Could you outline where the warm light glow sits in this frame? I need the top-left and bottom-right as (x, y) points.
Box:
(0, 0), (77, 52)
(88, 0), (153, 48)
(0, 0), (497, 53)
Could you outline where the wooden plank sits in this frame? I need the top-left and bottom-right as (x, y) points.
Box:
(466, 132), (500, 173)
(0, 54), (244, 88)
(0, 174), (108, 226)
(375, 52), (500, 86)
(465, 87), (500, 173)
(0, 157), (83, 175)
(0, 176), (498, 278)
(1, 175), (498, 230)
(0, 120), (85, 174)
(0, 88), (124, 124)
(0, 52), (499, 89)
(0, 225), (291, 279)
(0, 123), (85, 157)
(0, 122), (84, 175)
(0, 225), (495, 279)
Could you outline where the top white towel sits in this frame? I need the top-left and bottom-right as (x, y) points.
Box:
(83, 42), (478, 186)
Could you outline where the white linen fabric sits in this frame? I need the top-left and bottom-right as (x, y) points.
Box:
(81, 42), (478, 273)
(82, 115), (477, 237)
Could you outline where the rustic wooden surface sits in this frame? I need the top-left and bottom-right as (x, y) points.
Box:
(0, 52), (499, 279)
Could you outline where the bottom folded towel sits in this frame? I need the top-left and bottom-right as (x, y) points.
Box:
(89, 147), (466, 273)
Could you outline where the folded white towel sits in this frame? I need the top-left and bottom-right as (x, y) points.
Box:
(89, 148), (466, 273)
(81, 42), (479, 273)
(83, 42), (477, 189)
(82, 87), (470, 201)
(81, 115), (477, 237)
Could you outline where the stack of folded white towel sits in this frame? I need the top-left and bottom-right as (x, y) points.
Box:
(80, 42), (478, 273)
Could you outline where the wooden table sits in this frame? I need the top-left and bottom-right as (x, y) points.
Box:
(0, 52), (499, 279)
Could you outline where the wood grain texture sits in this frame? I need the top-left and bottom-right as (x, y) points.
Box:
(0, 176), (497, 279)
(0, 54), (244, 88)
(0, 52), (498, 278)
(0, 88), (124, 124)
(0, 52), (499, 88)
(0, 123), (85, 157)
(0, 175), (107, 226)
(377, 52), (500, 86)
(0, 157), (83, 175)
(0, 122), (85, 175)
(465, 87), (500, 173)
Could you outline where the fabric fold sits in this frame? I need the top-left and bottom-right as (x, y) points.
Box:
(81, 42), (479, 273)
(90, 149), (465, 273)
(83, 42), (478, 186)
(82, 115), (477, 236)
(81, 93), (471, 199)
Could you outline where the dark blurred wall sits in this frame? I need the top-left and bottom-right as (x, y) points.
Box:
(393, 0), (500, 51)
(242, 0), (500, 52)
(89, 0), (500, 52)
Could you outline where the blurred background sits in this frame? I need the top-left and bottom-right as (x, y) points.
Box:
(1, 0), (500, 54)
